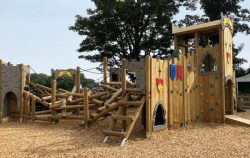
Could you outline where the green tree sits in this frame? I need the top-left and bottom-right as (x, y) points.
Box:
(70, 0), (181, 64)
(31, 72), (96, 91)
(179, 0), (249, 69)
(30, 73), (51, 87)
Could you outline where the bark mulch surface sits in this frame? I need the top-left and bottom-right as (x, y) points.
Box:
(0, 119), (250, 158)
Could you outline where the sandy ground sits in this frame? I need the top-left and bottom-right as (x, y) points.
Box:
(237, 109), (250, 120)
(0, 116), (250, 158)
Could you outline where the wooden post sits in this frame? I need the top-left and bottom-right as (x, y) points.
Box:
(51, 79), (57, 120)
(103, 57), (108, 84)
(220, 27), (226, 123)
(20, 64), (25, 123)
(31, 96), (36, 121)
(76, 67), (81, 93)
(145, 56), (152, 136)
(84, 88), (89, 127)
(0, 60), (2, 123)
(121, 58), (127, 130)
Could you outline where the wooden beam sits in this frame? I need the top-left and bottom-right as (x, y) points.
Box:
(84, 88), (89, 124)
(0, 60), (2, 123)
(31, 97), (36, 121)
(76, 67), (81, 93)
(103, 57), (108, 84)
(20, 64), (25, 123)
(101, 84), (118, 92)
(104, 88), (122, 107)
(121, 58), (127, 130)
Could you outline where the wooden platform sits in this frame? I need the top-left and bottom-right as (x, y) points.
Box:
(225, 115), (250, 127)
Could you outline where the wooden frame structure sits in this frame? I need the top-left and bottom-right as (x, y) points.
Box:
(0, 17), (237, 146)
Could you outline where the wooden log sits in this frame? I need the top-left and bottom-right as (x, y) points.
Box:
(58, 88), (70, 93)
(120, 101), (141, 107)
(67, 86), (77, 102)
(31, 97), (36, 121)
(121, 58), (127, 130)
(89, 92), (109, 100)
(0, 60), (2, 123)
(84, 88), (89, 123)
(50, 101), (64, 109)
(67, 98), (84, 105)
(20, 64), (25, 123)
(103, 130), (125, 137)
(35, 110), (51, 115)
(76, 67), (81, 93)
(96, 106), (105, 113)
(63, 116), (85, 120)
(111, 115), (134, 122)
(101, 84), (118, 92)
(90, 102), (121, 122)
(23, 90), (50, 107)
(91, 99), (104, 106)
(36, 83), (52, 92)
(104, 88), (122, 107)
(103, 57), (108, 84)
(35, 116), (50, 121)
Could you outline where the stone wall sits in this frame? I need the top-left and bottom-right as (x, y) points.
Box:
(126, 58), (146, 91)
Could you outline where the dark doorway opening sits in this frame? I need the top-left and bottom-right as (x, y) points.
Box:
(225, 80), (234, 115)
(3, 92), (19, 121)
(153, 104), (166, 131)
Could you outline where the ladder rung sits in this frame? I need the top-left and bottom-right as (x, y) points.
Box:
(111, 115), (134, 122)
(103, 130), (125, 137)
(126, 88), (144, 95)
(120, 101), (141, 107)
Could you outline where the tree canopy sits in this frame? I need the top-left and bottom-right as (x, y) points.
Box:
(31, 72), (96, 91)
(70, 0), (182, 65)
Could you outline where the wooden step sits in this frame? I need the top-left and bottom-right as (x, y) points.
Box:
(111, 115), (134, 122)
(126, 88), (144, 95)
(120, 101), (141, 107)
(103, 130), (125, 137)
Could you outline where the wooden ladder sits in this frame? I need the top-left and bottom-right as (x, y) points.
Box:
(102, 96), (145, 146)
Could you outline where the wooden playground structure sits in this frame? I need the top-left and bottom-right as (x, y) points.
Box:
(0, 17), (246, 146)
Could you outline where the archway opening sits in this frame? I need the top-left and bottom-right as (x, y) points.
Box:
(153, 104), (166, 131)
(3, 92), (19, 121)
(225, 80), (234, 115)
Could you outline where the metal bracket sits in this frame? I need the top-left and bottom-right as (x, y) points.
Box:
(120, 138), (127, 147)
(103, 136), (109, 143)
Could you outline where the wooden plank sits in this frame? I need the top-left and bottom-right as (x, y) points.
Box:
(172, 20), (221, 35)
(103, 57), (108, 84)
(168, 59), (173, 128)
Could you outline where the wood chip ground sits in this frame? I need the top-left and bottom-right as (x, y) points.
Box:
(0, 112), (250, 158)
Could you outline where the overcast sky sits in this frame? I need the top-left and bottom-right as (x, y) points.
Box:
(0, 0), (250, 80)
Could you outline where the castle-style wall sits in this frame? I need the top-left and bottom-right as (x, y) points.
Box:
(126, 58), (146, 91)
(0, 62), (30, 120)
